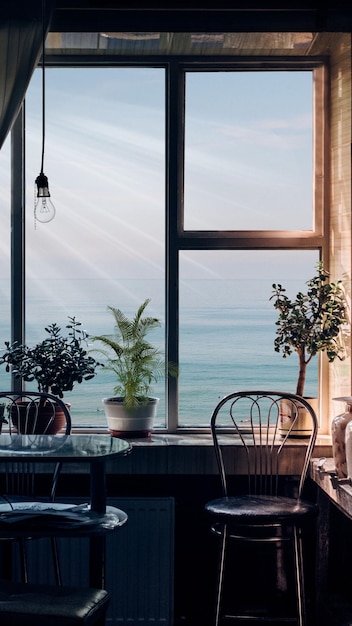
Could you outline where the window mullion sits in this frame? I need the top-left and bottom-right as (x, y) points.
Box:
(166, 61), (184, 432)
(11, 104), (25, 392)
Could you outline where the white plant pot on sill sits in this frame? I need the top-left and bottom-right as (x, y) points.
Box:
(279, 397), (318, 438)
(103, 396), (159, 438)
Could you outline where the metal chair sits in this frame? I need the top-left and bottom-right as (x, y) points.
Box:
(204, 391), (318, 626)
(0, 391), (72, 585)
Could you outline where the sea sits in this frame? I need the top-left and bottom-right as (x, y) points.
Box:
(0, 278), (318, 429)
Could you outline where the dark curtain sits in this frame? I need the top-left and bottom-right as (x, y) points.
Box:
(0, 0), (55, 150)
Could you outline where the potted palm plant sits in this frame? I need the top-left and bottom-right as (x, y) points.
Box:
(1, 317), (100, 433)
(270, 262), (348, 435)
(92, 298), (177, 438)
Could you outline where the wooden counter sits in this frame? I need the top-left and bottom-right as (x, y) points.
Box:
(310, 457), (352, 625)
(310, 457), (352, 519)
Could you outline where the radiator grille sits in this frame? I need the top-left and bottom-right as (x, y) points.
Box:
(12, 497), (175, 626)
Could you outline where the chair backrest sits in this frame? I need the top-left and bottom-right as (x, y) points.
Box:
(0, 391), (72, 500)
(0, 391), (71, 436)
(210, 390), (318, 500)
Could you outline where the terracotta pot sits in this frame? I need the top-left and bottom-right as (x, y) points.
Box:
(103, 396), (159, 438)
(10, 401), (69, 435)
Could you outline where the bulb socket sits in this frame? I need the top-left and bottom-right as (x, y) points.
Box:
(35, 172), (51, 198)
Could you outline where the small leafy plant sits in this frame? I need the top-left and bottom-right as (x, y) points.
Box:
(270, 263), (348, 397)
(1, 317), (100, 398)
(92, 298), (177, 408)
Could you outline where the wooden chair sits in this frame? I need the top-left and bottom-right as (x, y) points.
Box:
(204, 390), (318, 626)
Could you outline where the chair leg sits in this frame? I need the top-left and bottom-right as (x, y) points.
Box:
(12, 539), (61, 586)
(19, 539), (28, 583)
(214, 524), (228, 626)
(51, 537), (62, 586)
(293, 526), (306, 626)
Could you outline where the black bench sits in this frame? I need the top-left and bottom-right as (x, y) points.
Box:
(0, 580), (110, 626)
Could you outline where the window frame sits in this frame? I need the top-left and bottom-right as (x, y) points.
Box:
(11, 55), (328, 433)
(166, 58), (328, 433)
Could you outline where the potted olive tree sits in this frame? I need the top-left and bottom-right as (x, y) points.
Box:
(270, 262), (348, 435)
(1, 317), (100, 433)
(92, 298), (177, 438)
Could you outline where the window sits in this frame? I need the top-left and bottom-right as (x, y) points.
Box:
(184, 71), (313, 231)
(9, 58), (327, 431)
(25, 67), (165, 427)
(178, 249), (319, 428)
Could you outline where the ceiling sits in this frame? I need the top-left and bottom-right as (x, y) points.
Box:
(43, 1), (352, 59)
(46, 31), (344, 58)
(50, 1), (352, 33)
(3, 1), (350, 59)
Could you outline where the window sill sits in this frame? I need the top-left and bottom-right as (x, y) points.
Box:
(99, 432), (332, 476)
(0, 431), (331, 476)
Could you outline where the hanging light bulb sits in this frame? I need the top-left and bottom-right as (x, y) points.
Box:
(35, 172), (56, 223)
(34, 0), (56, 227)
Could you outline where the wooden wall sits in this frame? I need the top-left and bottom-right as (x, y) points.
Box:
(329, 34), (352, 428)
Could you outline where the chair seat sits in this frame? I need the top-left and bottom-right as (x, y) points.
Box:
(205, 494), (318, 524)
(0, 580), (109, 626)
(0, 503), (128, 538)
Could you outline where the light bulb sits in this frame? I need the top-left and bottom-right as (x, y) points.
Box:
(35, 195), (56, 223)
(34, 172), (56, 224)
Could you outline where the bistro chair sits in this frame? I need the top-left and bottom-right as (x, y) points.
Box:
(0, 391), (72, 585)
(204, 390), (318, 626)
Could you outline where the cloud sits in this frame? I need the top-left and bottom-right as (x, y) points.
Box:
(219, 114), (311, 150)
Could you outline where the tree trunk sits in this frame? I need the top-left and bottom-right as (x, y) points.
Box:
(296, 351), (306, 396)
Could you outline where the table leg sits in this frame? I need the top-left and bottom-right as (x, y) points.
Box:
(89, 461), (107, 588)
(90, 461), (106, 515)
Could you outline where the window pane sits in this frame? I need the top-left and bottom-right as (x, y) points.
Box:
(0, 135), (11, 390)
(25, 68), (165, 427)
(184, 71), (313, 231)
(179, 250), (319, 428)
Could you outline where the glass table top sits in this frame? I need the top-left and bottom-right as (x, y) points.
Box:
(0, 433), (131, 460)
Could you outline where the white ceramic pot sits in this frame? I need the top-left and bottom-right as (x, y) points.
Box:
(103, 396), (159, 438)
(332, 397), (352, 479)
(346, 423), (352, 481)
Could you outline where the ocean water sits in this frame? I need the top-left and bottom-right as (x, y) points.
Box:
(0, 278), (318, 429)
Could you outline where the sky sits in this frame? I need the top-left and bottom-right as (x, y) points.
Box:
(0, 67), (314, 282)
(184, 70), (312, 231)
(0, 67), (317, 299)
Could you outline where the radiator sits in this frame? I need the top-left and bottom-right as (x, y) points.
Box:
(12, 497), (175, 626)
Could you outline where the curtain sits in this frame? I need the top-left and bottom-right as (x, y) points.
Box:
(0, 0), (55, 150)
